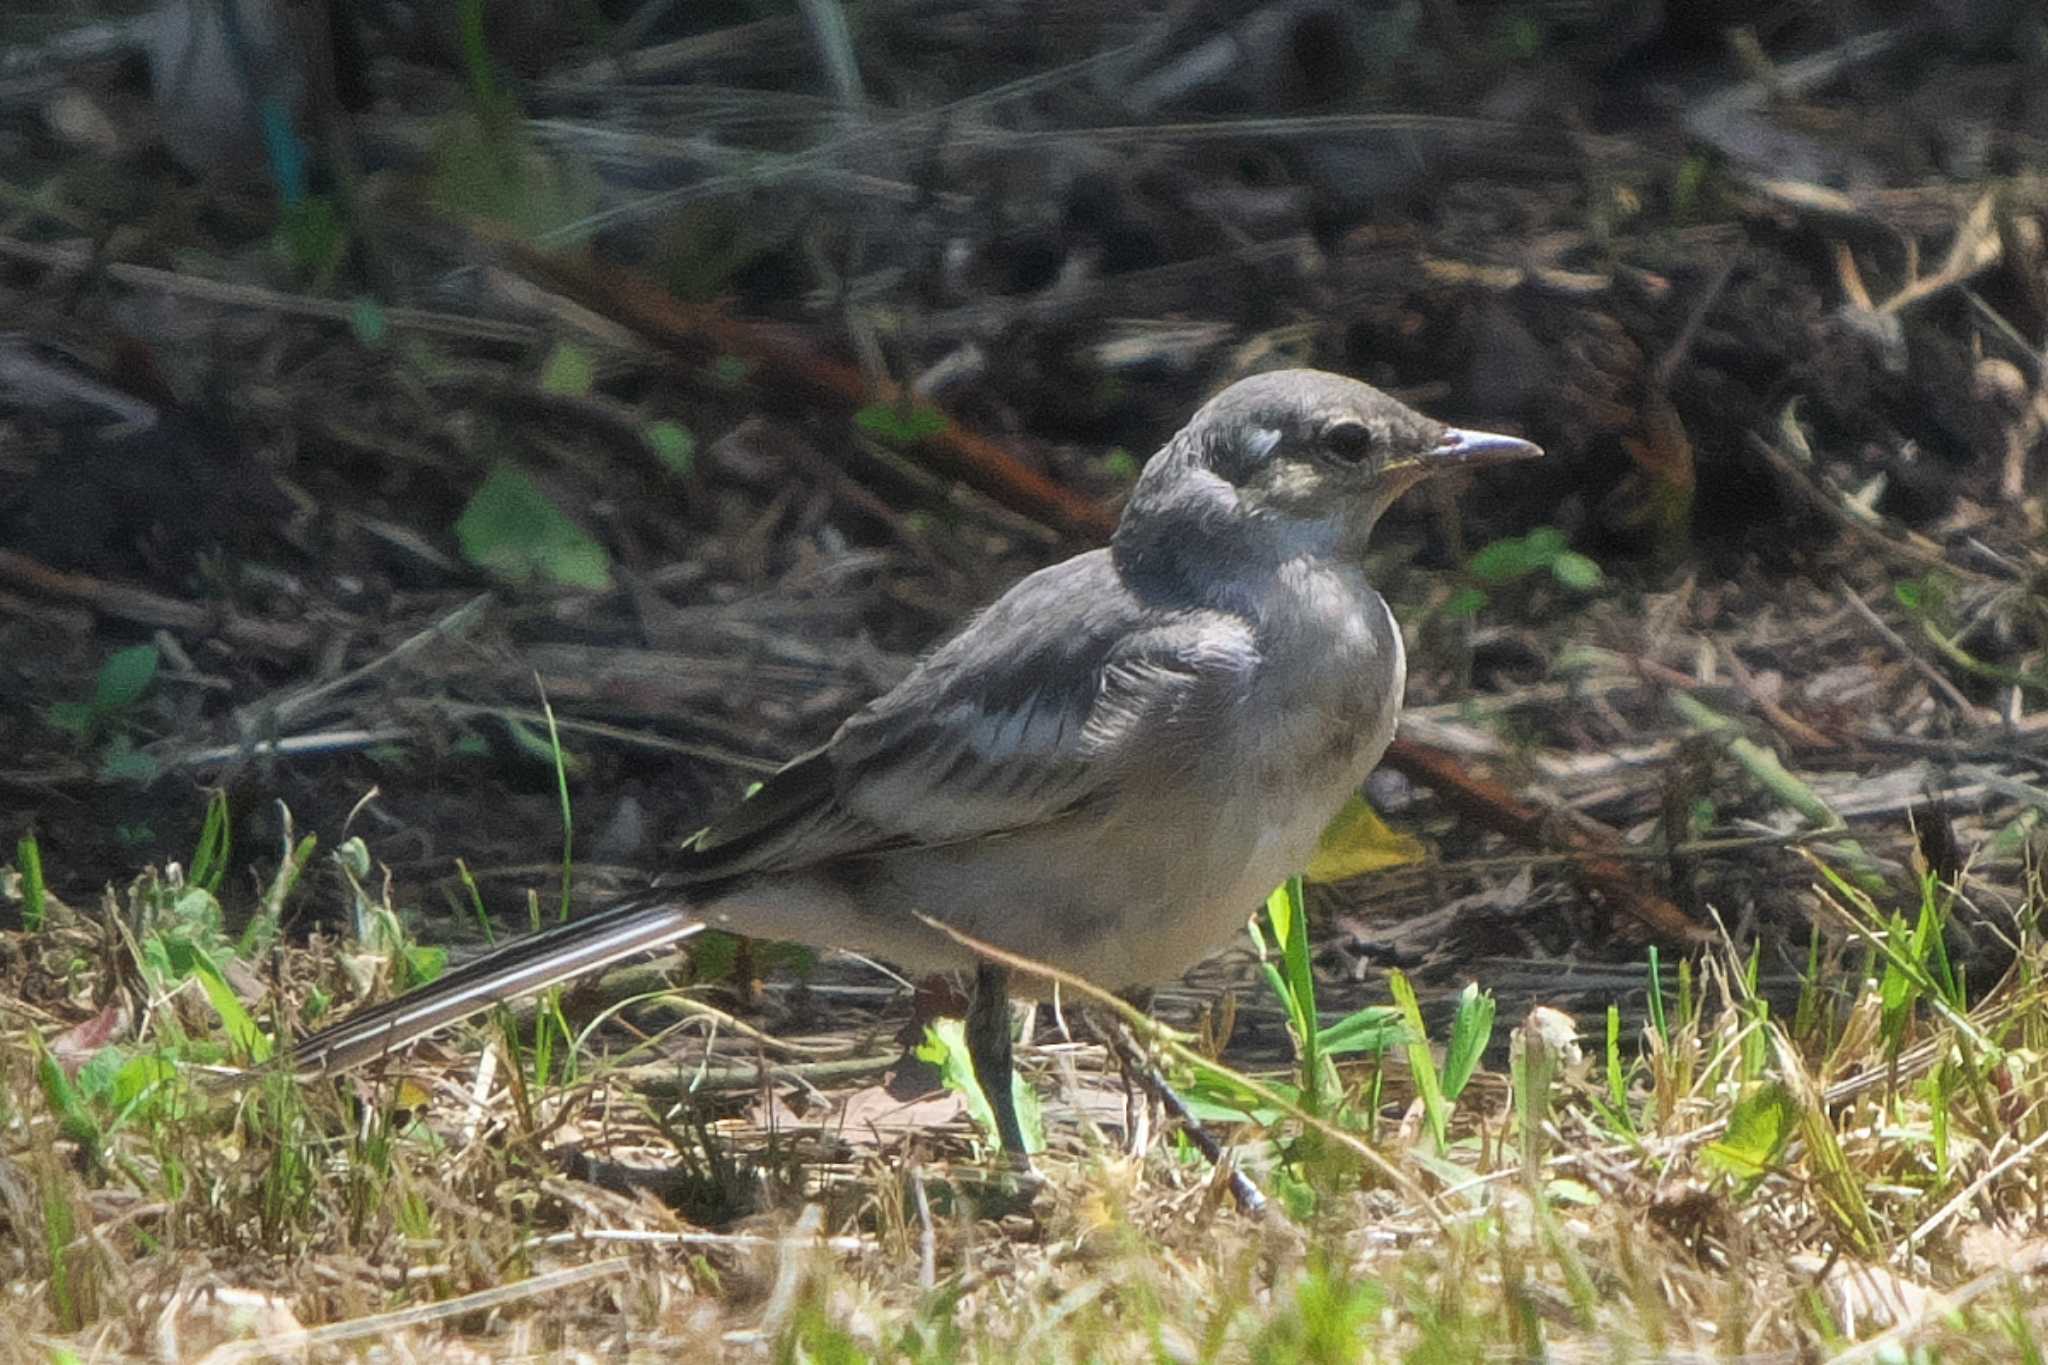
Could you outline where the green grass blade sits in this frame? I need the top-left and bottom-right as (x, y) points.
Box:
(17, 833), (46, 932)
(189, 789), (231, 894)
(1387, 969), (1448, 1153)
(1263, 876), (1327, 1112)
(1646, 947), (1667, 1044)
(1440, 982), (1496, 1102)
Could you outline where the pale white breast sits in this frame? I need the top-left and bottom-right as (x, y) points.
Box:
(1154, 582), (1408, 977)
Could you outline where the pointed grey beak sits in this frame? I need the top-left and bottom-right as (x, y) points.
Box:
(1381, 425), (1543, 480)
(1431, 426), (1544, 470)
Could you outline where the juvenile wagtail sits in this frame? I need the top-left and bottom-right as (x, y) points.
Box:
(283, 368), (1541, 1157)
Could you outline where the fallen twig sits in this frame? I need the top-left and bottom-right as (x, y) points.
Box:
(0, 549), (311, 654)
(1381, 736), (1711, 945)
(502, 243), (1118, 538)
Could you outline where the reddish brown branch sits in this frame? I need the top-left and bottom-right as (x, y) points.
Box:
(1382, 735), (1711, 945)
(0, 550), (311, 655)
(503, 244), (1119, 539)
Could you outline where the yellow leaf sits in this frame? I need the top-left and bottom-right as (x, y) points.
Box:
(1305, 794), (1426, 883)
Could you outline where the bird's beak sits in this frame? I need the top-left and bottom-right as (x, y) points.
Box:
(1390, 426), (1543, 477)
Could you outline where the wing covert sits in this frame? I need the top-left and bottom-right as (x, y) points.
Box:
(670, 552), (1257, 881)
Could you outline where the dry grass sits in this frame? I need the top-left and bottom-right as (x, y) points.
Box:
(3, 837), (2045, 1362)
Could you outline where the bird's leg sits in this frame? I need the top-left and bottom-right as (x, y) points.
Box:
(966, 962), (1032, 1164)
(1106, 1001), (1267, 1217)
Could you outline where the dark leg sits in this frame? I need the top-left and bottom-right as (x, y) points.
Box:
(966, 963), (1031, 1163)
(1107, 1016), (1268, 1218)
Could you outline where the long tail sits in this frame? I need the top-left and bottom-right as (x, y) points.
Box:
(283, 896), (705, 1075)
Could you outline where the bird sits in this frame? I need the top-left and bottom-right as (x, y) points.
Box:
(280, 368), (1541, 1159)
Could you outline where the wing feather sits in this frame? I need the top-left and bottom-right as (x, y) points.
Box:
(669, 551), (1257, 881)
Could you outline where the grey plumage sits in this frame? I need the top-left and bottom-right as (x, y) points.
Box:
(282, 369), (1541, 1145)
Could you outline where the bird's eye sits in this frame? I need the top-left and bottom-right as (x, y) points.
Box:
(1323, 419), (1374, 465)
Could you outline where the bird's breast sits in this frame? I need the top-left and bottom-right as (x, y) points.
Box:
(1244, 569), (1405, 793)
(1156, 573), (1406, 961)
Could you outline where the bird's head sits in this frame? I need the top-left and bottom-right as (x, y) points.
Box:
(1114, 368), (1542, 598)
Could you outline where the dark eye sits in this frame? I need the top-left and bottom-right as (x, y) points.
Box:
(1323, 419), (1374, 465)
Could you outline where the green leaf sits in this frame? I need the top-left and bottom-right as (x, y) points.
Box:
(1441, 586), (1489, 619)
(1262, 879), (1300, 957)
(94, 644), (159, 711)
(399, 943), (448, 991)
(1314, 1005), (1408, 1058)
(44, 701), (96, 737)
(1550, 551), (1603, 591)
(1440, 982), (1497, 1102)
(853, 401), (949, 445)
(1468, 526), (1581, 587)
(1177, 1096), (1290, 1126)
(109, 1052), (177, 1111)
(916, 1017), (1042, 1154)
(1703, 1080), (1798, 1180)
(539, 341), (594, 397)
(1892, 572), (1953, 624)
(1307, 793), (1426, 883)
(97, 735), (162, 785)
(182, 945), (268, 1064)
(71, 1046), (128, 1104)
(455, 466), (614, 590)
(503, 715), (587, 777)
(427, 108), (600, 242)
(1467, 533), (1544, 585)
(349, 297), (388, 348)
(683, 929), (742, 983)
(154, 885), (227, 952)
(334, 836), (373, 880)
(643, 420), (696, 477)
(709, 354), (753, 388)
(1180, 1068), (1295, 1125)
(274, 195), (347, 280)
(36, 1045), (100, 1151)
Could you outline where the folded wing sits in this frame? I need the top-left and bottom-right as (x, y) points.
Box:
(671, 551), (1258, 881)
